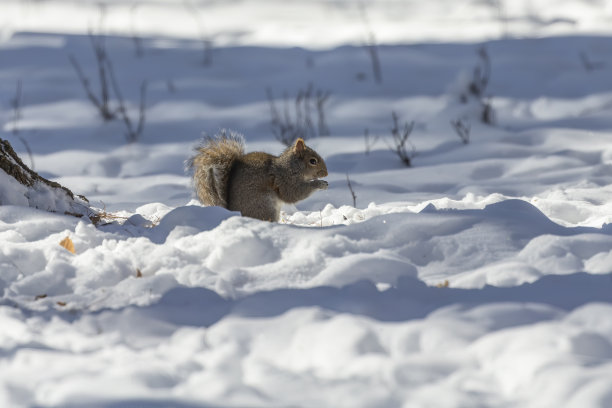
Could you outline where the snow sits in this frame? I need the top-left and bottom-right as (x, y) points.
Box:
(1, 1), (612, 407)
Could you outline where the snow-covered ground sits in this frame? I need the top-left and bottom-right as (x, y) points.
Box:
(2, 1), (612, 407)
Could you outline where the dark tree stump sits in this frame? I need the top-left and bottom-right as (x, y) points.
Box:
(0, 138), (92, 218)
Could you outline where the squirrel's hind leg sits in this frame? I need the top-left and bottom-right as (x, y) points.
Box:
(236, 195), (281, 222)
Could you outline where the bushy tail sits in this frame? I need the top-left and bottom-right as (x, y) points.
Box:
(187, 130), (245, 208)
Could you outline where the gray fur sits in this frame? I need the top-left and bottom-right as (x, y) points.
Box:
(190, 133), (328, 222)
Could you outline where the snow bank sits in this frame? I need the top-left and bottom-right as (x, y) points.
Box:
(2, 199), (611, 310)
(1, 275), (611, 407)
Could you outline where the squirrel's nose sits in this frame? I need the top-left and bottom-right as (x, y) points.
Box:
(318, 169), (328, 177)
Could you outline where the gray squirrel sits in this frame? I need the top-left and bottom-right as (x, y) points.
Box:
(188, 131), (328, 221)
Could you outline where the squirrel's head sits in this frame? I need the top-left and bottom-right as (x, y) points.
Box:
(292, 138), (328, 180)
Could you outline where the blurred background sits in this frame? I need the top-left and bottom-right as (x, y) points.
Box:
(2, 0), (612, 48)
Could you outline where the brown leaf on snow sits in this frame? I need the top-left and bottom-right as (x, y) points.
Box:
(59, 236), (76, 254)
(436, 280), (450, 288)
(35, 294), (47, 300)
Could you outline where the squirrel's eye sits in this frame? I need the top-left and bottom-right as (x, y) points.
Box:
(309, 158), (318, 165)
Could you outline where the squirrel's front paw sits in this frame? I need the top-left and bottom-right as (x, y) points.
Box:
(315, 180), (328, 190)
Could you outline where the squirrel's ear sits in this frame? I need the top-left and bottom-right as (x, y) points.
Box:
(294, 138), (305, 153)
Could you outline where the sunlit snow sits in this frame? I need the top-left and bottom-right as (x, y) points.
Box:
(1, 1), (612, 407)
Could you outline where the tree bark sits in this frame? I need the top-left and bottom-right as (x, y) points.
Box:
(0, 138), (92, 218)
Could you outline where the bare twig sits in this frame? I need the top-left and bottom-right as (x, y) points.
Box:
(316, 89), (331, 136)
(366, 39), (382, 84)
(106, 56), (147, 143)
(267, 88), (295, 146)
(90, 34), (113, 116)
(130, 4), (144, 58)
(468, 46), (491, 98)
(183, 0), (213, 66)
(364, 128), (379, 155)
(481, 97), (495, 125)
(304, 85), (316, 137)
(201, 39), (213, 66)
(358, 2), (382, 84)
(296, 84), (316, 138)
(70, 27), (147, 142)
(135, 81), (148, 139)
(9, 79), (22, 135)
(388, 112), (416, 167)
(580, 51), (605, 71)
(281, 91), (294, 139)
(346, 173), (357, 207)
(89, 201), (130, 226)
(460, 46), (496, 125)
(9, 79), (34, 169)
(450, 118), (471, 144)
(69, 55), (115, 121)
(267, 85), (331, 146)
(69, 32), (118, 121)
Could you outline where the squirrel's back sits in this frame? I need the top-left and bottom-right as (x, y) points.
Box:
(188, 130), (245, 208)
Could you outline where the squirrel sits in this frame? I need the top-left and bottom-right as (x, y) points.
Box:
(188, 130), (328, 222)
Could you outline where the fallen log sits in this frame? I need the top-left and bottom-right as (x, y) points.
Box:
(0, 138), (93, 218)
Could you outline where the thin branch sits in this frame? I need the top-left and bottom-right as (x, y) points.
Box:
(389, 111), (416, 167)
(69, 33), (118, 121)
(130, 4), (145, 57)
(364, 128), (379, 155)
(346, 173), (357, 207)
(89, 33), (112, 113)
(358, 2), (382, 84)
(450, 118), (471, 144)
(267, 88), (293, 146)
(461, 46), (497, 125)
(468, 46), (491, 98)
(136, 81), (148, 137)
(481, 97), (495, 125)
(580, 51), (605, 72)
(316, 89), (331, 136)
(9, 79), (34, 169)
(9, 79), (22, 135)
(302, 84), (316, 138)
(69, 54), (115, 120)
(267, 85), (330, 146)
(183, 0), (213, 66)
(106, 56), (147, 143)
(366, 40), (382, 85)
